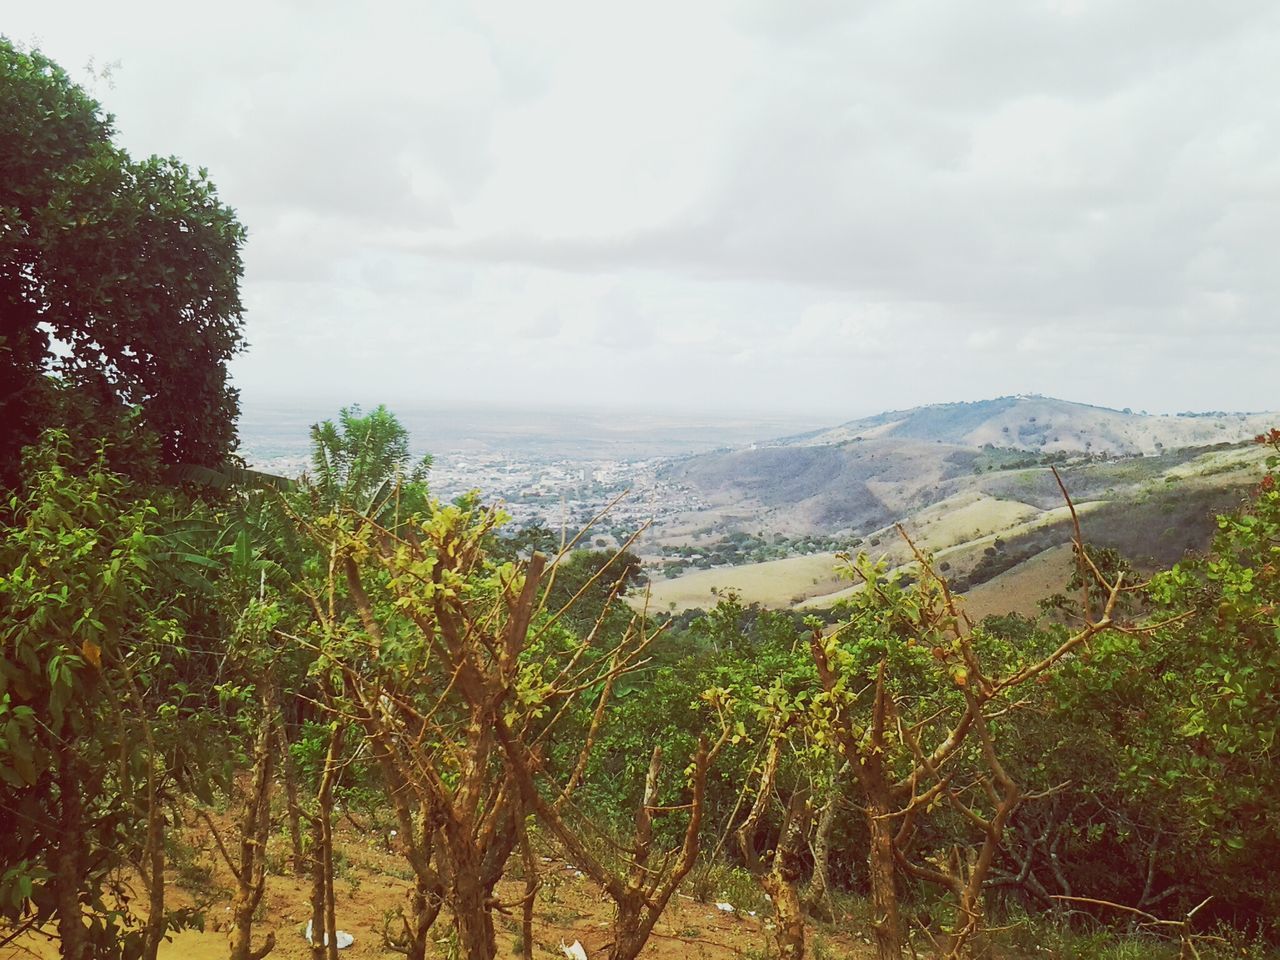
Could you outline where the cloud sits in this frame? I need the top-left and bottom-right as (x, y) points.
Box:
(8, 0), (1279, 419)
(516, 310), (564, 341)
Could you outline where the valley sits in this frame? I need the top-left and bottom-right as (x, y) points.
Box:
(245, 396), (1275, 617)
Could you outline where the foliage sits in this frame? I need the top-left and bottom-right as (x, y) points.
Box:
(1001, 433), (1280, 932)
(0, 38), (246, 481)
(541, 548), (646, 638)
(4, 398), (1280, 959)
(306, 403), (431, 515)
(0, 432), (215, 956)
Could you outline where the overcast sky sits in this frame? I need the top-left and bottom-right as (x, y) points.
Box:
(9, 1), (1279, 419)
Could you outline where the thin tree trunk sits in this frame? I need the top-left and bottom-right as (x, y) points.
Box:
(139, 773), (166, 960)
(401, 879), (436, 960)
(402, 800), (443, 960)
(274, 711), (307, 876)
(804, 789), (839, 921)
(309, 725), (344, 960)
(229, 691), (277, 960)
(609, 746), (663, 960)
(862, 764), (904, 960)
(367, 726), (442, 959)
(124, 664), (166, 960)
(324, 811), (339, 960)
(809, 646), (905, 960)
(610, 896), (649, 960)
(54, 741), (88, 960)
(309, 827), (326, 960)
(452, 871), (497, 960)
(764, 789), (811, 960)
(519, 821), (537, 960)
(603, 740), (719, 960)
(944, 703), (1021, 960)
(765, 876), (807, 960)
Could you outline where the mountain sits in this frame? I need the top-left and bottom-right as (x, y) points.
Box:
(666, 435), (978, 534)
(663, 398), (1277, 535)
(647, 398), (1278, 612)
(778, 396), (1277, 456)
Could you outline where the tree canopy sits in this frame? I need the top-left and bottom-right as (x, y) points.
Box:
(306, 403), (431, 513)
(0, 38), (247, 482)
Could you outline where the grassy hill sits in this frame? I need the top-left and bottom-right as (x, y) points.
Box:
(643, 399), (1275, 614)
(659, 397), (1274, 536)
(665, 436), (977, 534)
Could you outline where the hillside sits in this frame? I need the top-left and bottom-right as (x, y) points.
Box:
(663, 436), (977, 535)
(644, 399), (1276, 613)
(659, 397), (1275, 537)
(782, 396), (1277, 455)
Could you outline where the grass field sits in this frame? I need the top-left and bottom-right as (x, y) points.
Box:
(961, 543), (1076, 620)
(641, 551), (847, 612)
(898, 492), (1040, 552)
(646, 499), (1113, 614)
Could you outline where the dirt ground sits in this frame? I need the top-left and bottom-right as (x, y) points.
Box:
(7, 815), (877, 960)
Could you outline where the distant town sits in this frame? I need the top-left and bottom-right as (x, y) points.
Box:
(241, 443), (710, 546)
(428, 452), (710, 536)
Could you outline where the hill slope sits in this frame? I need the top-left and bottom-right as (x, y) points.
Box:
(661, 397), (1276, 537)
(645, 398), (1276, 613)
(783, 396), (1277, 455)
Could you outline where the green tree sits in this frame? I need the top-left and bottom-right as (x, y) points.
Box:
(542, 548), (646, 637)
(1020, 432), (1280, 931)
(0, 433), (212, 959)
(0, 38), (246, 482)
(306, 404), (431, 516)
(791, 516), (1129, 960)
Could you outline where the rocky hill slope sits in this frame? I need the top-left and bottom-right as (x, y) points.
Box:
(645, 398), (1277, 612)
(661, 397), (1276, 536)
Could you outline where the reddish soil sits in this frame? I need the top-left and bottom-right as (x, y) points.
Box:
(7, 815), (877, 960)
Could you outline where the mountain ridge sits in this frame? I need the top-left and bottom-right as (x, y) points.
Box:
(659, 396), (1278, 541)
(769, 396), (1279, 455)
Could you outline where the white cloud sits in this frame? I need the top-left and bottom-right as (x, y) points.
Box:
(8, 0), (1279, 419)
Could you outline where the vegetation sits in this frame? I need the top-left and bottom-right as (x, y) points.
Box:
(656, 530), (858, 576)
(2, 41), (1279, 960)
(0, 37), (247, 483)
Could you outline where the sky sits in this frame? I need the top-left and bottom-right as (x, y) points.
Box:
(8, 0), (1280, 420)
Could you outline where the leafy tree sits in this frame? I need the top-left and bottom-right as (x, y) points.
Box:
(542, 548), (646, 637)
(794, 512), (1132, 960)
(0, 38), (246, 482)
(306, 404), (431, 515)
(226, 405), (434, 958)
(0, 432), (213, 959)
(1011, 432), (1280, 932)
(493, 523), (560, 563)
